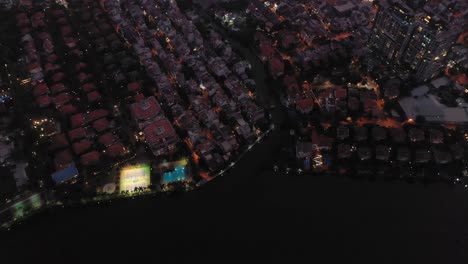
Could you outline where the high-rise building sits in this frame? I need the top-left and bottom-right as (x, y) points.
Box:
(367, 0), (461, 82)
(367, 0), (415, 64)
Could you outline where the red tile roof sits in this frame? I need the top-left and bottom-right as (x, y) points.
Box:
(75, 62), (87, 71)
(47, 54), (58, 63)
(42, 39), (54, 53)
(296, 98), (315, 113)
(60, 25), (72, 36)
(106, 143), (125, 158)
(82, 83), (96, 92)
(144, 119), (177, 146)
(54, 149), (73, 171)
(88, 109), (109, 122)
(52, 72), (65, 83)
(334, 88), (347, 99)
(52, 9), (65, 17)
(71, 113), (86, 128)
(50, 83), (66, 94)
(78, 72), (90, 82)
(68, 127), (87, 142)
(281, 32), (296, 49)
(39, 32), (51, 40)
(64, 37), (77, 48)
(269, 56), (285, 77)
(92, 118), (110, 133)
(457, 74), (468, 85)
(134, 93), (145, 102)
(130, 96), (161, 121)
(260, 41), (275, 59)
(33, 83), (49, 97)
(44, 63), (58, 73)
(99, 132), (118, 147)
(127, 82), (141, 92)
(36, 95), (52, 108)
(72, 140), (92, 155)
(87, 91), (102, 102)
(69, 48), (83, 57)
(80, 151), (100, 166)
(38, 32), (50, 40)
(53, 92), (71, 106)
(59, 104), (77, 115)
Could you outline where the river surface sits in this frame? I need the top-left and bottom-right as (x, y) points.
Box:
(2, 129), (468, 263)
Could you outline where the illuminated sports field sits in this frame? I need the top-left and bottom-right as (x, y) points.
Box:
(120, 164), (151, 192)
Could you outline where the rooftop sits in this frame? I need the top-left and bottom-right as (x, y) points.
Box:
(33, 83), (49, 97)
(49, 134), (69, 151)
(80, 151), (101, 167)
(433, 148), (452, 164)
(397, 147), (411, 162)
(389, 127), (407, 143)
(106, 143), (126, 158)
(88, 109), (109, 122)
(92, 118), (110, 133)
(68, 128), (87, 142)
(337, 143), (352, 159)
(71, 113), (86, 128)
(144, 119), (178, 146)
(296, 98), (315, 113)
(400, 95), (468, 123)
(99, 132), (118, 147)
(130, 96), (162, 122)
(54, 149), (73, 171)
(372, 126), (387, 142)
(337, 125), (350, 140)
(296, 142), (314, 158)
(408, 128), (425, 142)
(354, 126), (368, 141)
(72, 140), (92, 155)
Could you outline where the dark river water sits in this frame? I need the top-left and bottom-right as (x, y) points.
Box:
(2, 129), (468, 263)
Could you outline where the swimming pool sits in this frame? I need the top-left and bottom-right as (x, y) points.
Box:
(162, 165), (186, 184)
